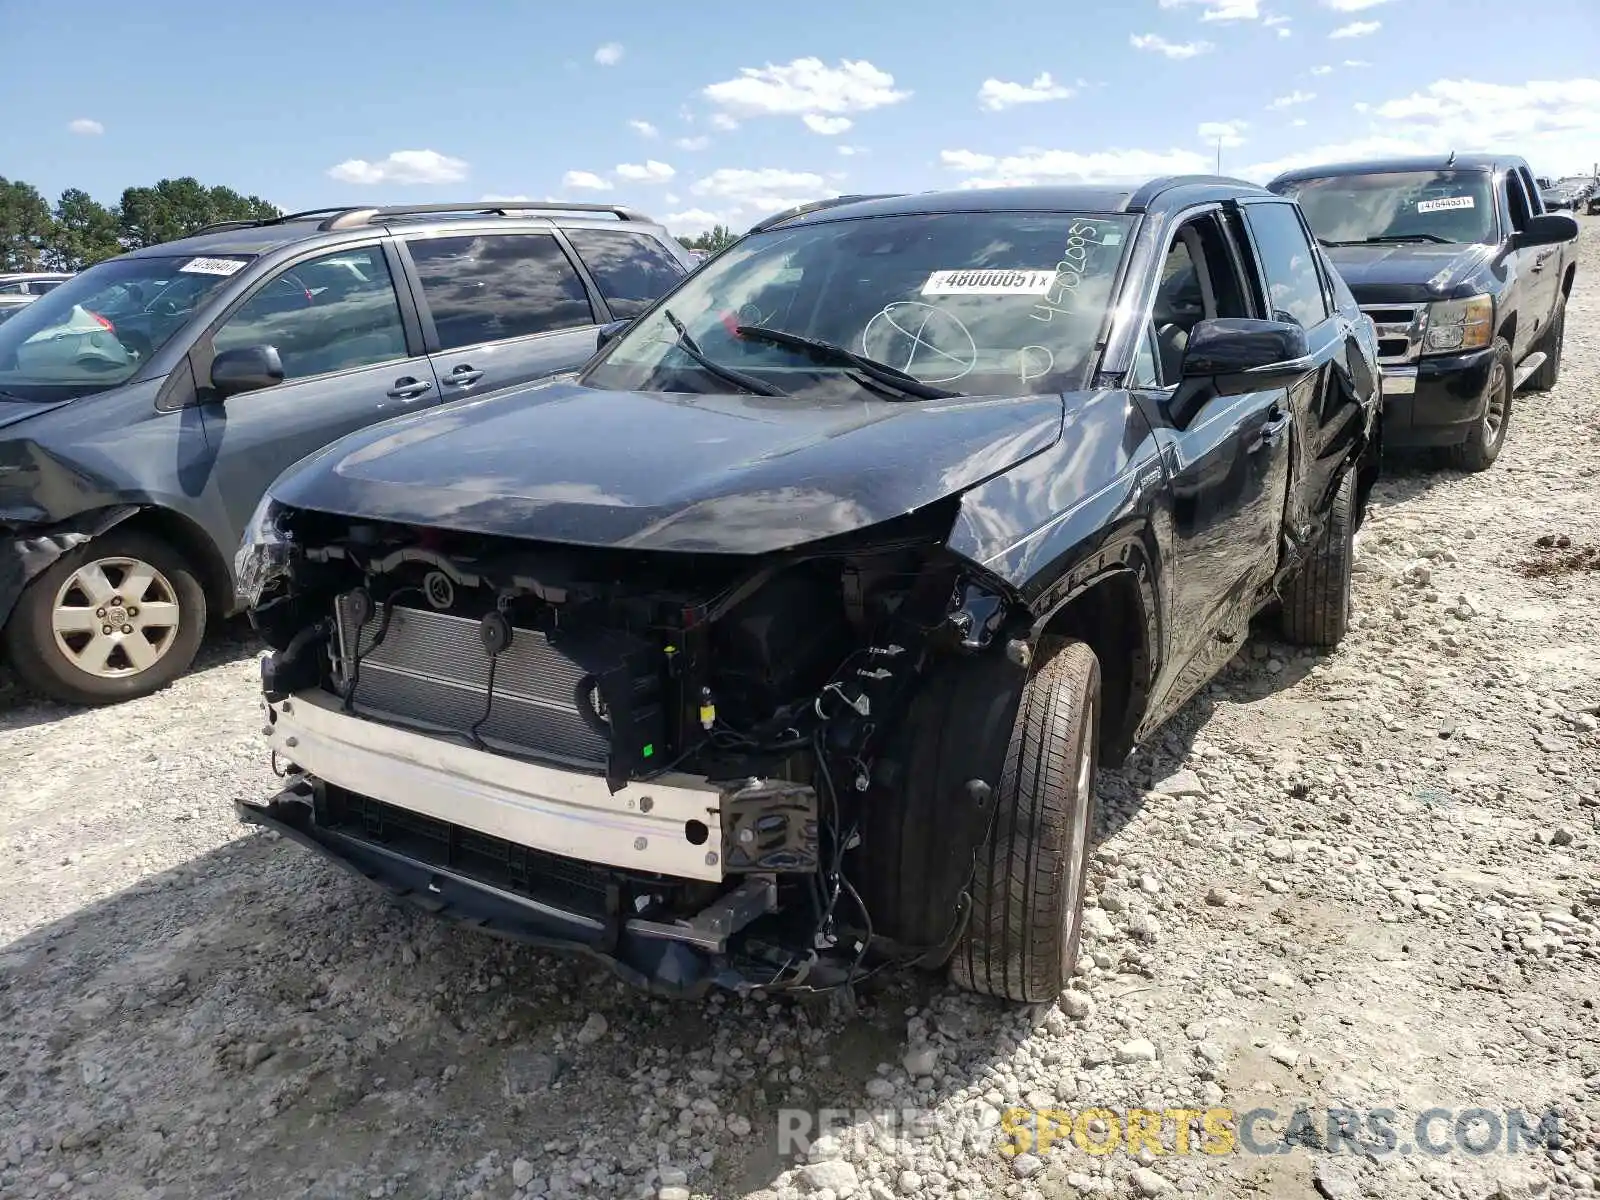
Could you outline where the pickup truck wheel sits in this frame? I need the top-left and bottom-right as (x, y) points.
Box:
(1446, 337), (1513, 473)
(1527, 298), (1565, 392)
(2, 530), (206, 706)
(948, 642), (1100, 1004)
(1279, 469), (1356, 648)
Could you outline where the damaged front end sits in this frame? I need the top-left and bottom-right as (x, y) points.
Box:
(237, 497), (1029, 996)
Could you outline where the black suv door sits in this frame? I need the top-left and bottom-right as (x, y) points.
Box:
(401, 231), (602, 400)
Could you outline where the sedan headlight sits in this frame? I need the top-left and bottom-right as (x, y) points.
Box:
(234, 494), (295, 608)
(1424, 295), (1493, 355)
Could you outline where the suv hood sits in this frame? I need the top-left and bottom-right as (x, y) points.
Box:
(1322, 241), (1496, 304)
(269, 380), (1065, 554)
(0, 398), (72, 432)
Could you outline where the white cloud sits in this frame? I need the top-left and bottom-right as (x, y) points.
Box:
(663, 208), (726, 235)
(327, 149), (468, 185)
(1160, 0), (1261, 20)
(663, 192), (680, 204)
(1240, 77), (1600, 183)
(1264, 13), (1291, 34)
(1130, 34), (1215, 59)
(67, 118), (104, 136)
(561, 169), (613, 191)
(939, 146), (1211, 188)
(1270, 90), (1317, 109)
(1344, 58), (1372, 67)
(703, 58), (910, 123)
(710, 113), (741, 132)
(691, 167), (832, 214)
(628, 119), (658, 138)
(803, 114), (853, 135)
(1311, 65), (1333, 76)
(593, 42), (624, 66)
(1331, 20), (1381, 37)
(1323, 0), (1393, 9)
(837, 145), (865, 157)
(977, 72), (1076, 112)
(1292, 119), (1309, 127)
(615, 160), (676, 183)
(1199, 120), (1250, 148)
(675, 136), (711, 151)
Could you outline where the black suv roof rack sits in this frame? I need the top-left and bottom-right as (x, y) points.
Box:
(747, 194), (903, 234)
(317, 202), (653, 230)
(190, 207), (361, 236)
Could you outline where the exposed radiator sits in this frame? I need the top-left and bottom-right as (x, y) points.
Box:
(334, 596), (612, 769)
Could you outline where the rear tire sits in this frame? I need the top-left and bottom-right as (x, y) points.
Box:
(1527, 298), (1565, 392)
(1446, 336), (1513, 473)
(1280, 470), (1356, 648)
(948, 642), (1100, 1003)
(3, 529), (206, 706)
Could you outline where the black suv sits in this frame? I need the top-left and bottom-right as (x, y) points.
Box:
(0, 202), (692, 704)
(240, 179), (1381, 1003)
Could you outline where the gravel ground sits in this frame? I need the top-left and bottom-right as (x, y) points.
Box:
(3, 225), (1599, 1200)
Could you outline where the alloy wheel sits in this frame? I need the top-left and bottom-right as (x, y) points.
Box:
(50, 556), (182, 678)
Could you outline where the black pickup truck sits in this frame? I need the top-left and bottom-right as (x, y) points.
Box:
(1269, 154), (1578, 471)
(238, 178), (1381, 1003)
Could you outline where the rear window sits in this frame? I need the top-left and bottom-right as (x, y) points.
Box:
(564, 229), (687, 319)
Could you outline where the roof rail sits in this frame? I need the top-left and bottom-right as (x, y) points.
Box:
(747, 193), (902, 234)
(189, 207), (374, 237)
(315, 202), (653, 231)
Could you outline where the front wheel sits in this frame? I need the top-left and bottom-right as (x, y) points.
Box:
(949, 642), (1100, 1003)
(3, 529), (207, 705)
(1280, 469), (1356, 648)
(1446, 336), (1513, 473)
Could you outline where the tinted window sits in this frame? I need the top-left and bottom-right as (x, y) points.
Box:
(407, 234), (593, 351)
(213, 246), (406, 381)
(564, 229), (686, 319)
(1242, 203), (1328, 329)
(31, 280), (65, 294)
(1276, 170), (1495, 246)
(1506, 172), (1532, 233)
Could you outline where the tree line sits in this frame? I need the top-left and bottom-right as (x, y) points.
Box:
(1, 173), (741, 274)
(1, 176), (281, 273)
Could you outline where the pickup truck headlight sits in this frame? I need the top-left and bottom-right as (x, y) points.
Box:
(235, 494), (295, 608)
(1424, 295), (1493, 355)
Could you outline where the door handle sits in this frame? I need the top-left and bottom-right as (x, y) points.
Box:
(444, 365), (484, 387)
(1250, 406), (1291, 453)
(385, 377), (433, 400)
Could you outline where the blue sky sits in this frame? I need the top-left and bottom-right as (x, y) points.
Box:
(4, 0), (1598, 236)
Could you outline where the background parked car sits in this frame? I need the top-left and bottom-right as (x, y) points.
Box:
(0, 202), (693, 705)
(1270, 153), (1577, 472)
(0, 272), (75, 325)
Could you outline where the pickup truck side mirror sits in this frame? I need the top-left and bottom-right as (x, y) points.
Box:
(595, 318), (632, 352)
(210, 344), (285, 399)
(1513, 213), (1579, 250)
(1165, 318), (1312, 428)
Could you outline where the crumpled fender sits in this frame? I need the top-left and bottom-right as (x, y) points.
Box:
(0, 505), (141, 629)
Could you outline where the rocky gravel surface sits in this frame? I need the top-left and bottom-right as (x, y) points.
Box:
(4, 225), (1600, 1200)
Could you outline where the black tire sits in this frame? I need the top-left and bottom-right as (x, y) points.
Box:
(949, 642), (1100, 1003)
(1280, 469), (1356, 648)
(3, 529), (206, 705)
(1527, 297), (1565, 392)
(1446, 336), (1513, 473)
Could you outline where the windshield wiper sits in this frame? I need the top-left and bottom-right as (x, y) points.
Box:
(661, 309), (784, 397)
(1325, 233), (1455, 246)
(733, 325), (959, 400)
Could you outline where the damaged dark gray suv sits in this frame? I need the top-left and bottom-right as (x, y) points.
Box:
(238, 180), (1382, 1002)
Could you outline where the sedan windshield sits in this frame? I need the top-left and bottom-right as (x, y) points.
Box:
(1277, 170), (1496, 247)
(581, 211), (1136, 399)
(0, 253), (252, 401)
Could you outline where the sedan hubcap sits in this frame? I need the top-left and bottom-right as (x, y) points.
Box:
(51, 557), (180, 678)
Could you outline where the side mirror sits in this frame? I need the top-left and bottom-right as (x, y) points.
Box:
(1514, 213), (1579, 250)
(1165, 318), (1311, 427)
(595, 318), (632, 352)
(211, 345), (284, 398)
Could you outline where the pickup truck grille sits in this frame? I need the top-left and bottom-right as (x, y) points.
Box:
(333, 597), (611, 769)
(1360, 303), (1429, 365)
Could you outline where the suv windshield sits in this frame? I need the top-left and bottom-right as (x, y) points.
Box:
(582, 211), (1135, 399)
(1277, 170), (1496, 247)
(0, 253), (252, 401)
